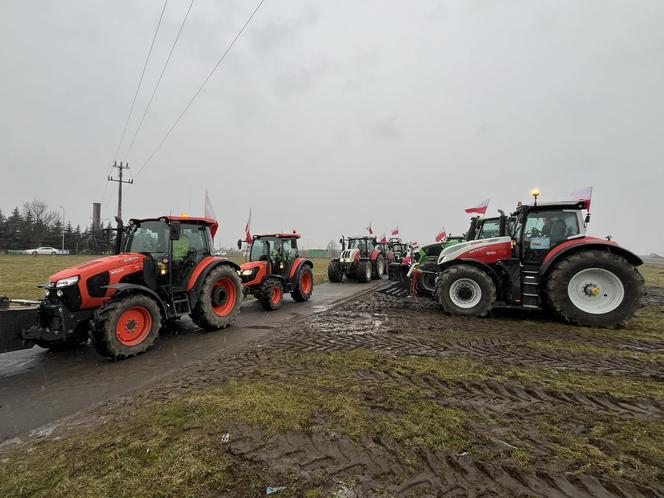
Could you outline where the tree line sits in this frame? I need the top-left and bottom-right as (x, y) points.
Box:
(0, 200), (115, 254)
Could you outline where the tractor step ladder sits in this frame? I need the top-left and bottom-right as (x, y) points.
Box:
(521, 265), (541, 308)
(170, 291), (192, 316)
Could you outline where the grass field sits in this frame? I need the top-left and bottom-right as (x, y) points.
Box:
(0, 255), (331, 300)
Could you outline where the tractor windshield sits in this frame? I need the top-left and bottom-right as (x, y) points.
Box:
(477, 219), (501, 239)
(125, 221), (169, 255)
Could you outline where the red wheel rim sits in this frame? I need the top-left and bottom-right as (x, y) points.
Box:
(212, 277), (237, 317)
(301, 271), (312, 294)
(116, 307), (152, 346)
(271, 286), (282, 305)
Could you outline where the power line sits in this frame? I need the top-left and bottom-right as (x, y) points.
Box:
(123, 0), (194, 160)
(112, 0), (169, 162)
(134, 0), (265, 178)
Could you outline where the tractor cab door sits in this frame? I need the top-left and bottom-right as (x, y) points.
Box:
(520, 210), (582, 266)
(170, 223), (210, 288)
(282, 239), (299, 279)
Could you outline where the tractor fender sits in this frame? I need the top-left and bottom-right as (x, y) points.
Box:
(187, 258), (241, 308)
(100, 283), (168, 318)
(289, 258), (313, 280)
(540, 239), (643, 276)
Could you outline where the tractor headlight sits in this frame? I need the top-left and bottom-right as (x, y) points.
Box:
(241, 269), (255, 276)
(55, 276), (79, 288)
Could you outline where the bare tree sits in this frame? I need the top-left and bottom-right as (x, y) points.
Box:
(23, 200), (58, 245)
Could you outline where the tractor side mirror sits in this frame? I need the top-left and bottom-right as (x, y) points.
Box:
(499, 214), (507, 237)
(585, 214), (591, 224)
(237, 239), (242, 250)
(169, 221), (181, 240)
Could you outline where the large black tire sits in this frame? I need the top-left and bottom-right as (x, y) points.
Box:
(328, 260), (343, 282)
(291, 265), (314, 302)
(372, 254), (385, 280)
(91, 294), (161, 360)
(436, 265), (496, 317)
(356, 260), (372, 283)
(191, 265), (242, 330)
(257, 278), (284, 311)
(543, 250), (645, 328)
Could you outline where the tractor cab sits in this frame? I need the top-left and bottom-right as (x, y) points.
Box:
(343, 236), (377, 258)
(124, 217), (217, 291)
(247, 234), (301, 279)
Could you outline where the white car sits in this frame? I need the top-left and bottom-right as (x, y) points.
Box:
(25, 247), (67, 255)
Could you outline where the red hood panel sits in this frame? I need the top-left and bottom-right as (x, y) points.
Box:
(49, 253), (146, 283)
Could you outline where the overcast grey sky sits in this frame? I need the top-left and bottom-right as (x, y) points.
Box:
(1, 0), (663, 253)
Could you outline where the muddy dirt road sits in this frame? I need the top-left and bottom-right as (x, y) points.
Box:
(0, 281), (381, 442)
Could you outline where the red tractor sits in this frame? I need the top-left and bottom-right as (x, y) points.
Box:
(21, 216), (242, 359)
(238, 233), (314, 310)
(328, 236), (385, 283)
(411, 200), (644, 328)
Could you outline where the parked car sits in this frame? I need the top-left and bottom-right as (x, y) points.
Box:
(25, 247), (68, 255)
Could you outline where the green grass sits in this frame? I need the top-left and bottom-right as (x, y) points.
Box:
(0, 255), (331, 300)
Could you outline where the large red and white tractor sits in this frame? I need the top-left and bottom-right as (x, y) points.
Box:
(328, 236), (384, 283)
(409, 200), (644, 328)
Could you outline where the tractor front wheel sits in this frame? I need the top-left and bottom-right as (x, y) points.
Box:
(543, 250), (644, 328)
(436, 265), (496, 317)
(292, 266), (314, 302)
(328, 260), (343, 282)
(258, 279), (284, 311)
(191, 265), (242, 330)
(357, 260), (372, 283)
(91, 294), (161, 359)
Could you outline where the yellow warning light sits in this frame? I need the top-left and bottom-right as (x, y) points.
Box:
(180, 212), (188, 218)
(531, 188), (540, 198)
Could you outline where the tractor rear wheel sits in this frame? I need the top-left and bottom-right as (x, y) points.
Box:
(436, 265), (496, 317)
(543, 250), (644, 328)
(357, 260), (372, 283)
(328, 260), (343, 282)
(191, 265), (242, 330)
(91, 294), (161, 359)
(372, 254), (385, 280)
(258, 279), (284, 311)
(292, 266), (314, 302)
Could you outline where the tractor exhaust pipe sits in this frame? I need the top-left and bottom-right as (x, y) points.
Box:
(114, 216), (124, 255)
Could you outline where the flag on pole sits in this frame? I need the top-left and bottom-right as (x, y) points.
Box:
(570, 186), (593, 209)
(435, 226), (447, 242)
(391, 227), (399, 236)
(465, 199), (490, 215)
(244, 209), (252, 244)
(366, 222), (373, 235)
(380, 233), (388, 244)
(204, 190), (217, 220)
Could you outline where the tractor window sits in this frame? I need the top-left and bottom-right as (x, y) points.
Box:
(249, 239), (269, 262)
(284, 239), (298, 259)
(173, 225), (208, 263)
(477, 219), (500, 239)
(125, 221), (168, 255)
(524, 210), (580, 249)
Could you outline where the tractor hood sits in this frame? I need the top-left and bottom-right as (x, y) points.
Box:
(437, 237), (511, 265)
(49, 253), (146, 285)
(340, 248), (360, 263)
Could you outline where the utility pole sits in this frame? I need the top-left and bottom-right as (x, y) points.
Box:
(107, 161), (133, 220)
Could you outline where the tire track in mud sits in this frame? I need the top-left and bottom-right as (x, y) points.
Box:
(223, 424), (659, 498)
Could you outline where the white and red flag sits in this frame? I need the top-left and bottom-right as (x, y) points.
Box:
(435, 226), (447, 242)
(465, 198), (490, 215)
(570, 186), (593, 209)
(204, 190), (218, 239)
(380, 233), (388, 244)
(391, 227), (399, 236)
(366, 222), (373, 235)
(244, 209), (252, 244)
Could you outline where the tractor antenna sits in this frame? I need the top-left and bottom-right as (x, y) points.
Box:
(108, 161), (134, 220)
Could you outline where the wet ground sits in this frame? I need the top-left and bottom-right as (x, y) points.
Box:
(0, 280), (382, 442)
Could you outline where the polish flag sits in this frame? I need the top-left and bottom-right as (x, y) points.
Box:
(380, 233), (388, 244)
(391, 227), (399, 236)
(367, 222), (373, 235)
(570, 186), (593, 209)
(244, 209), (252, 244)
(435, 227), (447, 242)
(465, 199), (490, 215)
(204, 191), (218, 239)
